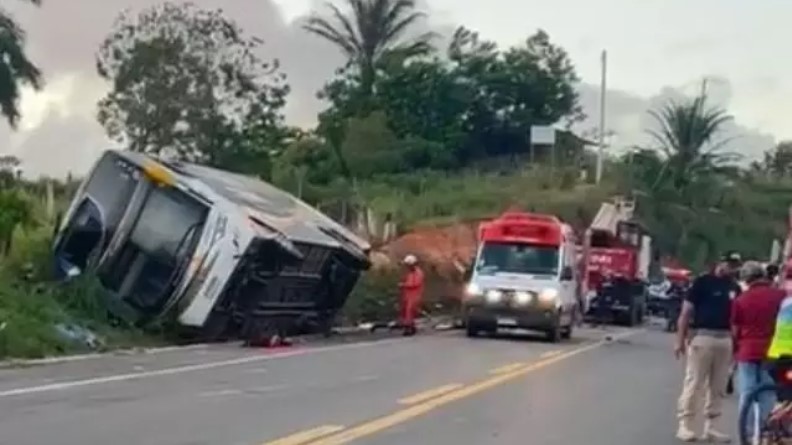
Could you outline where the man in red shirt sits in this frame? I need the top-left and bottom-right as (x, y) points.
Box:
(399, 254), (425, 336)
(731, 261), (787, 440)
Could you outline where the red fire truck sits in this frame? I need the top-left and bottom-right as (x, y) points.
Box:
(581, 197), (652, 326)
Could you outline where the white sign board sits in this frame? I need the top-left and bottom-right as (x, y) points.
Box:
(530, 125), (556, 145)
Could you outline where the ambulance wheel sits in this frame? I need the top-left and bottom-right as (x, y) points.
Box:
(561, 323), (573, 340)
(545, 324), (562, 343)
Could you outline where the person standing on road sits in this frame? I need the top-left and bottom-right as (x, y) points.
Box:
(399, 254), (424, 336)
(731, 261), (786, 441)
(675, 252), (743, 442)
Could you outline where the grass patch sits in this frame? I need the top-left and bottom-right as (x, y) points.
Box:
(0, 224), (160, 360)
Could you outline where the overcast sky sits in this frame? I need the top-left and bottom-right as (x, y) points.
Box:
(1, 0), (786, 177)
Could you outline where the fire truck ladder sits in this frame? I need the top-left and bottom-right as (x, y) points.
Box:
(589, 196), (636, 234)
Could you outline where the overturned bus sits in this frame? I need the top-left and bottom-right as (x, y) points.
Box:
(53, 150), (371, 342)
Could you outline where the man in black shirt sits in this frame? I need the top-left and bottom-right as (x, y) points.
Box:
(675, 251), (742, 442)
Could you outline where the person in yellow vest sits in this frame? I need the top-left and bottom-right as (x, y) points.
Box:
(767, 296), (792, 361)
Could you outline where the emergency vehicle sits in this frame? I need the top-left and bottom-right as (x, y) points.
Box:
(582, 197), (652, 326)
(462, 211), (579, 342)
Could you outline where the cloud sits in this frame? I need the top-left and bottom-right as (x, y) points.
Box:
(3, 0), (348, 177)
(576, 77), (777, 162)
(0, 0), (779, 178)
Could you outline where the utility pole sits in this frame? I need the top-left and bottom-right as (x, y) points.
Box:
(595, 50), (607, 184)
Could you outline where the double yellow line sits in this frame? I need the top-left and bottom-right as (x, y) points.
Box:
(264, 330), (636, 445)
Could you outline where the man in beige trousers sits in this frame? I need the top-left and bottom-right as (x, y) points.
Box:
(675, 252), (743, 442)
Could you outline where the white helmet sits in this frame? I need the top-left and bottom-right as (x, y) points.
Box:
(403, 254), (418, 265)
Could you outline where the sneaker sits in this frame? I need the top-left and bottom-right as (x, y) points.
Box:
(676, 423), (698, 442)
(703, 422), (731, 443)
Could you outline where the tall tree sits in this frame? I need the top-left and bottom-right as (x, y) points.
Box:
(647, 92), (736, 194)
(317, 27), (583, 171)
(96, 2), (290, 171)
(447, 27), (583, 161)
(0, 0), (43, 128)
(758, 141), (792, 178)
(303, 0), (434, 98)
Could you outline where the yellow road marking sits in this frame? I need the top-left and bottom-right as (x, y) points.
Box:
(489, 362), (526, 375)
(304, 330), (640, 445)
(398, 383), (463, 405)
(263, 425), (345, 445)
(540, 350), (562, 359)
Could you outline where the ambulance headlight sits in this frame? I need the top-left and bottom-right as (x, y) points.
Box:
(465, 282), (482, 297)
(514, 291), (532, 305)
(538, 288), (559, 303)
(485, 289), (503, 303)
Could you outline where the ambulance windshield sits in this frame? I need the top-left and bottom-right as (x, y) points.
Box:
(476, 241), (559, 276)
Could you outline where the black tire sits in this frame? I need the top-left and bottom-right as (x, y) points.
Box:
(466, 322), (479, 338)
(625, 306), (639, 327)
(545, 323), (562, 343)
(560, 323), (573, 340)
(738, 383), (784, 445)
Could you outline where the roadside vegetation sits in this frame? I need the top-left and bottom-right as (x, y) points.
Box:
(0, 179), (166, 359)
(2, 0), (792, 358)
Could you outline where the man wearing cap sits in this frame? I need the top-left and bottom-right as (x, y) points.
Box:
(731, 261), (786, 441)
(675, 252), (743, 442)
(399, 254), (425, 336)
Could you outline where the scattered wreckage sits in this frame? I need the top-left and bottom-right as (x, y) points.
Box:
(53, 150), (371, 343)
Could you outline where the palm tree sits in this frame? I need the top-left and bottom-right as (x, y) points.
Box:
(0, 0), (43, 128)
(303, 0), (434, 97)
(647, 92), (737, 194)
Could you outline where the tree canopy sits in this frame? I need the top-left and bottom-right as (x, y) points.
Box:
(304, 0), (434, 98)
(96, 2), (290, 175)
(0, 0), (43, 128)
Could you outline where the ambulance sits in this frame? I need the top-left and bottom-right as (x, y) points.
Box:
(462, 211), (579, 342)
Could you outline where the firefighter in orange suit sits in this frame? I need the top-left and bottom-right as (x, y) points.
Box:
(399, 254), (425, 336)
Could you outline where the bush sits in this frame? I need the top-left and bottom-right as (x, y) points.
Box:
(0, 280), (66, 358)
(342, 269), (400, 324)
(0, 221), (159, 359)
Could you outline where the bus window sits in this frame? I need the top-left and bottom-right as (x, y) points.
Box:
(99, 185), (208, 313)
(55, 199), (104, 275)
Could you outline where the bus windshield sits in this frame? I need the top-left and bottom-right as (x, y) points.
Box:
(475, 241), (560, 276)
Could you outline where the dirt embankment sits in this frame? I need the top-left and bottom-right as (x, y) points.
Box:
(369, 221), (482, 302)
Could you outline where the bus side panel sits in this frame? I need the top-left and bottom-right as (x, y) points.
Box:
(177, 207), (254, 327)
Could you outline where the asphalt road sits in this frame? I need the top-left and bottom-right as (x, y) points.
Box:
(0, 325), (737, 445)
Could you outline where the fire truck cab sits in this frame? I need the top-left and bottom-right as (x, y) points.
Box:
(582, 219), (651, 326)
(462, 211), (578, 342)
